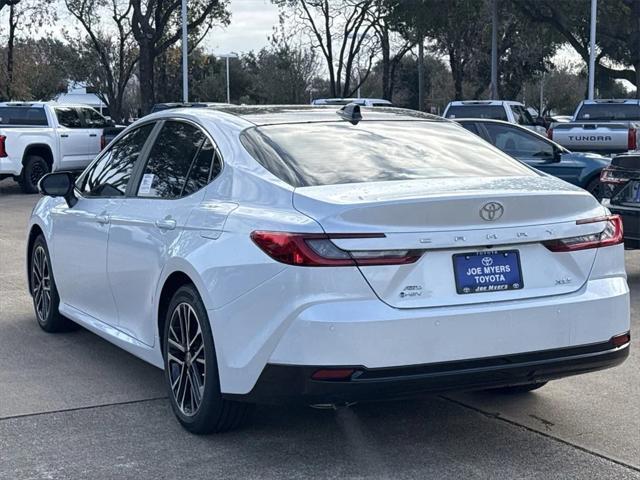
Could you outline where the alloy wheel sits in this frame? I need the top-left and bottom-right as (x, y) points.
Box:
(167, 302), (206, 417)
(30, 162), (45, 187)
(32, 245), (51, 322)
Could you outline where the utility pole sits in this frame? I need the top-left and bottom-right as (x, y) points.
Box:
(181, 0), (188, 103)
(219, 53), (238, 104)
(588, 0), (597, 99)
(490, 0), (499, 99)
(418, 39), (424, 111)
(539, 72), (545, 117)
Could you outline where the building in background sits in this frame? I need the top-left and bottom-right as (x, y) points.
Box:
(54, 82), (110, 118)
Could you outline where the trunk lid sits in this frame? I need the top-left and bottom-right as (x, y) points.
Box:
(293, 176), (606, 309)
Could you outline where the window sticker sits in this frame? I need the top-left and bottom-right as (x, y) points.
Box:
(139, 173), (155, 194)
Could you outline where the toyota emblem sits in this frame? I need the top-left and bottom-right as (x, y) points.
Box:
(479, 202), (504, 221)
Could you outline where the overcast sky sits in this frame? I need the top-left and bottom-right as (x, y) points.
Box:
(206, 0), (281, 55)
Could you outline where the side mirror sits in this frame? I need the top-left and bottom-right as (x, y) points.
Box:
(39, 172), (77, 207)
(552, 148), (562, 163)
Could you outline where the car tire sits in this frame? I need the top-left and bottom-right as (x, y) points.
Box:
(30, 235), (75, 332)
(163, 284), (250, 434)
(20, 155), (50, 194)
(586, 177), (604, 200)
(489, 381), (548, 394)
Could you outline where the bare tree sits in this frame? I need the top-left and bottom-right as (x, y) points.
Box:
(65, 0), (138, 122)
(2, 0), (55, 99)
(275, 0), (378, 98)
(129, 0), (230, 114)
(370, 4), (414, 101)
(0, 0), (20, 13)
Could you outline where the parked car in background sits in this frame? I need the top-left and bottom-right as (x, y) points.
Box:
(311, 98), (394, 107)
(29, 105), (629, 434)
(0, 102), (113, 193)
(548, 99), (640, 154)
(601, 152), (640, 248)
(150, 102), (232, 114)
(457, 119), (610, 199)
(443, 100), (547, 135)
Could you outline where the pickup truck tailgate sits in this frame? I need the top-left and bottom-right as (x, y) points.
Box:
(550, 122), (634, 153)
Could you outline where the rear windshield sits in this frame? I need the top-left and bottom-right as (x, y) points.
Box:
(240, 121), (534, 187)
(445, 105), (508, 121)
(576, 103), (640, 121)
(0, 107), (48, 126)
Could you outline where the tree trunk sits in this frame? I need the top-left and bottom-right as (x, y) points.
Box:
(6, 3), (16, 100)
(449, 48), (464, 100)
(380, 29), (391, 100)
(418, 40), (424, 111)
(138, 42), (156, 114)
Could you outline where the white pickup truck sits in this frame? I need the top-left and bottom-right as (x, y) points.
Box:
(548, 99), (640, 155)
(0, 102), (112, 193)
(443, 100), (547, 135)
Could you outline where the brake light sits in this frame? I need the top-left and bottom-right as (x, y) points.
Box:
(0, 135), (7, 157)
(547, 128), (553, 140)
(600, 167), (630, 185)
(100, 134), (106, 150)
(250, 231), (421, 266)
(543, 215), (623, 252)
(628, 127), (637, 151)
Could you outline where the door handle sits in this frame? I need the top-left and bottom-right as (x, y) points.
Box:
(155, 218), (176, 230)
(89, 133), (98, 137)
(60, 134), (69, 138)
(96, 214), (110, 225)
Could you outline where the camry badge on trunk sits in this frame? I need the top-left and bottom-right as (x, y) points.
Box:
(479, 202), (504, 221)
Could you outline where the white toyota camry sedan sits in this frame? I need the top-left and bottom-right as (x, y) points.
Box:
(27, 105), (630, 434)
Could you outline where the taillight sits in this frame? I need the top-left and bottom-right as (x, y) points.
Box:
(0, 135), (7, 157)
(543, 215), (623, 252)
(547, 128), (553, 140)
(250, 231), (422, 266)
(100, 135), (106, 150)
(600, 167), (630, 185)
(628, 127), (637, 151)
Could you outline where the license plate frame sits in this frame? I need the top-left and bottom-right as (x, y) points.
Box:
(452, 250), (524, 295)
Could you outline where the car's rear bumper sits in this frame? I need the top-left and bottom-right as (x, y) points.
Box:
(224, 335), (630, 405)
(0, 156), (22, 176)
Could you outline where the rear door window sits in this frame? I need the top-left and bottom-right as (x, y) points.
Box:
(0, 107), (48, 126)
(55, 107), (83, 128)
(136, 121), (217, 199)
(484, 123), (554, 159)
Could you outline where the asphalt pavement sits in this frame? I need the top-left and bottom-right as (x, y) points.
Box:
(1, 178), (638, 480)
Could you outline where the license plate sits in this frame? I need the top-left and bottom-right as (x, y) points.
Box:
(453, 250), (523, 294)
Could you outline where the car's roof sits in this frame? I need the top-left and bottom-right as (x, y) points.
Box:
(447, 100), (524, 107)
(580, 99), (640, 105)
(455, 118), (512, 125)
(162, 105), (445, 127)
(0, 101), (98, 109)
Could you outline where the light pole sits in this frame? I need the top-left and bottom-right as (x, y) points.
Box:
(181, 0), (188, 103)
(588, 0), (597, 99)
(218, 52), (237, 104)
(490, 0), (499, 99)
